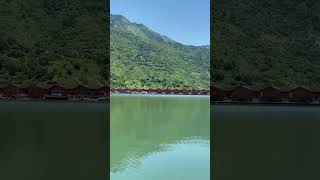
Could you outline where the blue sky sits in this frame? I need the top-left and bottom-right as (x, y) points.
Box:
(111, 0), (210, 46)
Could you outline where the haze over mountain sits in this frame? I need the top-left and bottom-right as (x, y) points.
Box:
(212, 0), (320, 86)
(111, 14), (210, 89)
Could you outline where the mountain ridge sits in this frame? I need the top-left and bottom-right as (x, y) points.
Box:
(111, 14), (178, 45)
(111, 14), (210, 89)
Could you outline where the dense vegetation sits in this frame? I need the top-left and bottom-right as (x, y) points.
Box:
(111, 15), (210, 89)
(0, 0), (108, 85)
(212, 0), (320, 86)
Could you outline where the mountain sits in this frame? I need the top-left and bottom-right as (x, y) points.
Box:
(111, 14), (210, 89)
(0, 0), (108, 85)
(111, 15), (175, 45)
(212, 0), (320, 86)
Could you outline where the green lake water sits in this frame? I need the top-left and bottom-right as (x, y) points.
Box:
(212, 105), (320, 180)
(111, 94), (210, 180)
(0, 101), (108, 180)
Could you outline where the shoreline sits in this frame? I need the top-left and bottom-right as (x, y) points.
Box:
(110, 88), (209, 95)
(0, 98), (109, 103)
(211, 101), (320, 106)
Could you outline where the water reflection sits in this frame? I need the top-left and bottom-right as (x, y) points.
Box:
(111, 95), (210, 180)
(212, 105), (320, 180)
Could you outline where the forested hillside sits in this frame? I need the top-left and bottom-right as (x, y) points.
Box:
(212, 0), (320, 86)
(111, 15), (210, 89)
(0, 0), (108, 85)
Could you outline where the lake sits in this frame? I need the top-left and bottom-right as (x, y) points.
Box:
(212, 105), (320, 180)
(110, 94), (210, 180)
(0, 101), (108, 180)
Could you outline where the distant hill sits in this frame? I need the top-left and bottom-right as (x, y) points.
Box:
(111, 14), (210, 89)
(212, 0), (320, 86)
(0, 0), (108, 85)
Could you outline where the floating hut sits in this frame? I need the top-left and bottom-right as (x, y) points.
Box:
(230, 86), (259, 102)
(289, 87), (314, 103)
(210, 85), (232, 101)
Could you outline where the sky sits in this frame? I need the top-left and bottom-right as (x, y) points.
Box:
(111, 0), (210, 46)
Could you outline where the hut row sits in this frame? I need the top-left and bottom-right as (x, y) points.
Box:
(211, 85), (320, 103)
(0, 84), (109, 100)
(111, 88), (209, 95)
